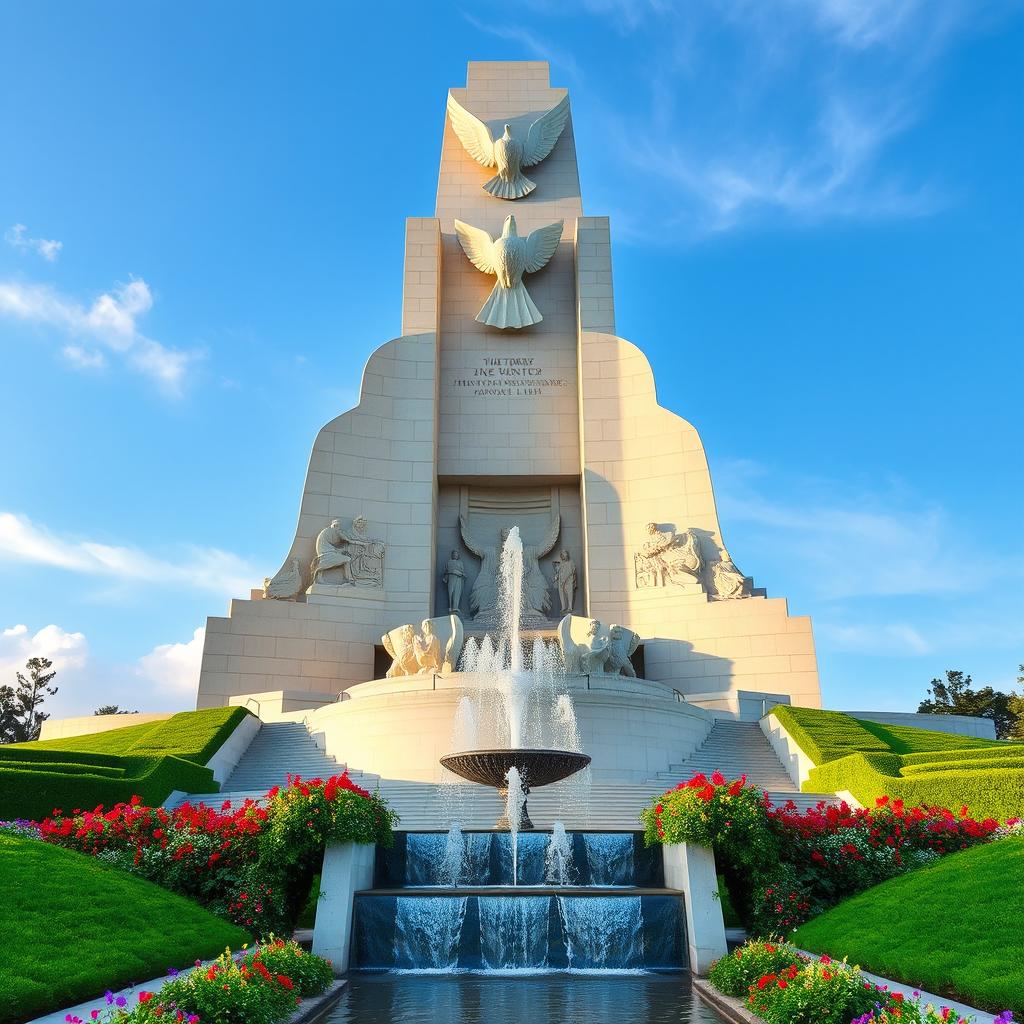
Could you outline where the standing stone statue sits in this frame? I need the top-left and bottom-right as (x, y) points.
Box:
(442, 550), (465, 614)
(552, 550), (577, 615)
(711, 552), (751, 600)
(459, 514), (560, 621)
(310, 516), (385, 588)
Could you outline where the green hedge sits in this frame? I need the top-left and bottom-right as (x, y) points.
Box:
(902, 744), (1024, 766)
(0, 835), (249, 1024)
(771, 706), (890, 763)
(808, 752), (1024, 820)
(902, 753), (1024, 777)
(0, 755), (219, 821)
(0, 708), (251, 822)
(123, 706), (250, 763)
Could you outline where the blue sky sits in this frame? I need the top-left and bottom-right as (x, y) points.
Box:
(0, 1), (1021, 716)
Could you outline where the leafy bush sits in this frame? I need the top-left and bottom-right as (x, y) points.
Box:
(124, 707), (250, 763)
(772, 706), (892, 763)
(745, 956), (880, 1024)
(40, 772), (397, 934)
(644, 774), (1006, 933)
(70, 940), (334, 1024)
(707, 939), (806, 996)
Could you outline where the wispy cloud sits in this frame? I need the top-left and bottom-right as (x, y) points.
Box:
(5, 223), (63, 262)
(503, 0), (1007, 238)
(136, 626), (205, 699)
(816, 621), (932, 656)
(715, 459), (1022, 601)
(0, 277), (199, 392)
(463, 13), (584, 83)
(0, 511), (259, 598)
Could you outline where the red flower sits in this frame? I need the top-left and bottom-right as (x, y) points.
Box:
(711, 770), (726, 786)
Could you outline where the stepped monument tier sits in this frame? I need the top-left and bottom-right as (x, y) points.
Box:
(196, 60), (821, 787)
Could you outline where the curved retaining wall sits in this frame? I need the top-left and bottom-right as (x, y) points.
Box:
(304, 673), (714, 783)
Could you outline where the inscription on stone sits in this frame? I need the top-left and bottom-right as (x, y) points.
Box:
(451, 356), (569, 397)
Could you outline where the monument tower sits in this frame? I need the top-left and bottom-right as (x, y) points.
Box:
(196, 62), (821, 728)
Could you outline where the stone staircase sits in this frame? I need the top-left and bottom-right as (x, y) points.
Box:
(168, 717), (835, 824)
(646, 719), (834, 812)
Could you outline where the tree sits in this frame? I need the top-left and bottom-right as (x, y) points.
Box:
(918, 668), (1020, 740)
(94, 705), (138, 715)
(1007, 665), (1024, 742)
(0, 657), (58, 743)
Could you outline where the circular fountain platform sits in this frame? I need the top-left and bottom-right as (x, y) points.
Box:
(441, 748), (591, 829)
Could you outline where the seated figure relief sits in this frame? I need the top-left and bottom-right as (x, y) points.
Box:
(711, 552), (752, 600)
(311, 515), (385, 588)
(557, 614), (640, 678)
(382, 615), (465, 678)
(634, 522), (703, 589)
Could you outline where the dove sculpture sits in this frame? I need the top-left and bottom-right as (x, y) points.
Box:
(454, 215), (563, 329)
(447, 92), (571, 200)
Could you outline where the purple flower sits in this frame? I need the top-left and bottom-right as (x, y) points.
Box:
(104, 992), (114, 1005)
(994, 1014), (1015, 1024)
(167, 966), (180, 976)
(115, 996), (127, 1008)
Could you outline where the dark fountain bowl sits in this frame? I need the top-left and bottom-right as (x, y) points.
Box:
(440, 748), (592, 829)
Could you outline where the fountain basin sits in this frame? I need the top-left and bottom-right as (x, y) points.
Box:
(440, 748), (591, 829)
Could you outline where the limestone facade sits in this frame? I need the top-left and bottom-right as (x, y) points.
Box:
(196, 60), (821, 714)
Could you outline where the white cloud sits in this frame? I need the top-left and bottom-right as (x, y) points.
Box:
(0, 277), (197, 392)
(0, 511), (260, 598)
(1, 622), (205, 716)
(135, 627), (204, 699)
(5, 223), (63, 262)
(0, 623), (89, 684)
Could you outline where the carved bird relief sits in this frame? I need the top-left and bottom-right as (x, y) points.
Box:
(447, 93), (571, 199)
(454, 215), (563, 329)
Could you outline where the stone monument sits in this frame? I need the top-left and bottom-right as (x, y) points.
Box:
(195, 61), (821, 717)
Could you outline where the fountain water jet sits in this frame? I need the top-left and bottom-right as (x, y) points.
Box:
(440, 528), (591, 829)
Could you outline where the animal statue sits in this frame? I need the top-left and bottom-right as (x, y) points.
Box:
(604, 625), (640, 677)
(446, 92), (571, 199)
(453, 215), (563, 329)
(382, 615), (465, 677)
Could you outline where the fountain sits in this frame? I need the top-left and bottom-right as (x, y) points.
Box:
(439, 527), (591, 829)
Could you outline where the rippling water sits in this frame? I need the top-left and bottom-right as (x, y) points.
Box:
(320, 974), (729, 1024)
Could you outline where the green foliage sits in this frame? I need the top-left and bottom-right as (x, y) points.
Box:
(707, 939), (805, 997)
(792, 838), (1024, 1016)
(0, 834), (248, 1024)
(0, 708), (252, 821)
(0, 656), (58, 743)
(771, 706), (891, 763)
(918, 668), (1021, 740)
(807, 753), (1024, 821)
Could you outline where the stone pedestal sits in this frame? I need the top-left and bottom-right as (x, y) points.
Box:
(311, 841), (376, 974)
(662, 842), (728, 975)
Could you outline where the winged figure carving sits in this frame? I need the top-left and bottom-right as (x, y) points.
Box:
(447, 92), (570, 199)
(454, 214), (563, 329)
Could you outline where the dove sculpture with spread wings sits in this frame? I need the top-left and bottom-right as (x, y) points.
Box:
(447, 93), (571, 200)
(454, 215), (563, 329)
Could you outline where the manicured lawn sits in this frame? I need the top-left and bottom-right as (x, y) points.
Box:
(792, 837), (1024, 1017)
(0, 707), (253, 821)
(772, 705), (1023, 820)
(0, 835), (250, 1024)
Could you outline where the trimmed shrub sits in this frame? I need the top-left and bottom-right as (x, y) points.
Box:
(707, 939), (806, 997)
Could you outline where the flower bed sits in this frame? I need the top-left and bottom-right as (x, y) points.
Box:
(39, 772), (397, 934)
(708, 941), (1017, 1024)
(642, 771), (1009, 933)
(64, 939), (334, 1024)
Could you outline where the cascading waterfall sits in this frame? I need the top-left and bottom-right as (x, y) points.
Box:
(558, 896), (644, 970)
(583, 833), (634, 887)
(392, 897), (468, 970)
(478, 896), (551, 970)
(544, 821), (574, 885)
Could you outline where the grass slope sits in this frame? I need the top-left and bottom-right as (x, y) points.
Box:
(0, 835), (249, 1024)
(0, 707), (252, 822)
(772, 705), (1023, 820)
(792, 838), (1024, 1016)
